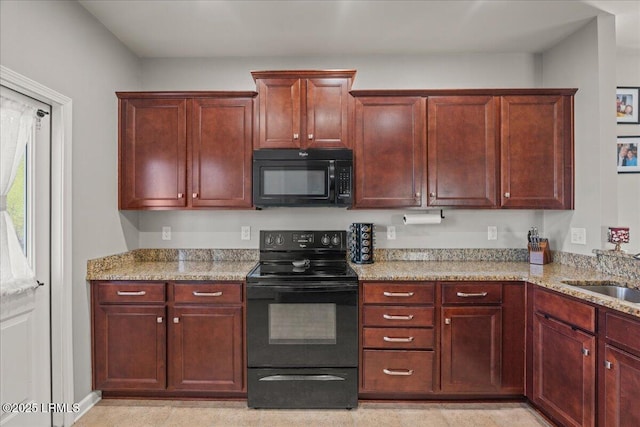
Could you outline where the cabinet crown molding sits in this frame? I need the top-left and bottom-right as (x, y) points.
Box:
(251, 69), (357, 82)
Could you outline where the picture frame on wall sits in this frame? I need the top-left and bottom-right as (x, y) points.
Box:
(617, 136), (640, 173)
(616, 87), (640, 124)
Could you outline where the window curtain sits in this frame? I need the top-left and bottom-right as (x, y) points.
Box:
(0, 94), (38, 296)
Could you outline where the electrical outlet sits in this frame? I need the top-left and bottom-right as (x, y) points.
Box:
(241, 226), (251, 240)
(488, 226), (498, 240)
(162, 226), (171, 241)
(387, 226), (396, 240)
(571, 228), (586, 245)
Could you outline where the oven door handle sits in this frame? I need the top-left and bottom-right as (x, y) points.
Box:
(258, 374), (346, 382)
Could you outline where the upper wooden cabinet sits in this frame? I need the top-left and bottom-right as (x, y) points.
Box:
(500, 94), (574, 209)
(353, 96), (425, 208)
(118, 92), (256, 210)
(427, 96), (499, 207)
(252, 70), (355, 149)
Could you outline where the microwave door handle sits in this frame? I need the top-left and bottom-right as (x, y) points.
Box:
(329, 161), (336, 203)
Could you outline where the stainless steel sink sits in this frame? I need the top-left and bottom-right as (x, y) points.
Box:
(561, 280), (640, 303)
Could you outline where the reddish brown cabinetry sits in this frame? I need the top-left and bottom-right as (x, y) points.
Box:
(427, 96), (499, 207)
(252, 70), (355, 149)
(168, 283), (244, 392)
(360, 282), (435, 397)
(500, 95), (574, 209)
(600, 310), (640, 427)
(440, 282), (524, 395)
(353, 96), (425, 208)
(531, 288), (596, 427)
(92, 281), (245, 397)
(118, 93), (255, 210)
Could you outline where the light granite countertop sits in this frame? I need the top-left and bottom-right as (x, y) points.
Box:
(87, 249), (639, 318)
(352, 261), (640, 318)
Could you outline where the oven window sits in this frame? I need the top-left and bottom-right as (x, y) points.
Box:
(269, 303), (336, 345)
(263, 169), (326, 196)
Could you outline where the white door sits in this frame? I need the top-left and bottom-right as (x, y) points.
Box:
(0, 86), (52, 427)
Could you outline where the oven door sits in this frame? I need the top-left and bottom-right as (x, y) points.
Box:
(253, 159), (334, 206)
(246, 282), (358, 368)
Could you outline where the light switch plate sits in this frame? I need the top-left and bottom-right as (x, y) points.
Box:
(488, 226), (498, 240)
(241, 226), (251, 240)
(571, 228), (586, 245)
(387, 226), (396, 240)
(162, 226), (171, 241)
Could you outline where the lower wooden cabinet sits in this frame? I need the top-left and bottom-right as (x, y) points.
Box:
(92, 281), (245, 396)
(600, 310), (640, 427)
(93, 303), (167, 390)
(531, 287), (596, 427)
(441, 306), (502, 393)
(361, 350), (434, 394)
(168, 305), (243, 391)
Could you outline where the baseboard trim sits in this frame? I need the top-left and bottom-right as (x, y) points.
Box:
(73, 391), (102, 424)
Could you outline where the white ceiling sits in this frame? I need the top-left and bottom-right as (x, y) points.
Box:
(78, 0), (640, 58)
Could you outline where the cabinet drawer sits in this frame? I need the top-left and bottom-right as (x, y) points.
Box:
(173, 282), (242, 304)
(97, 282), (166, 304)
(534, 288), (596, 333)
(363, 282), (434, 304)
(605, 312), (640, 355)
(363, 327), (434, 350)
(362, 350), (434, 393)
(363, 306), (434, 327)
(442, 282), (502, 304)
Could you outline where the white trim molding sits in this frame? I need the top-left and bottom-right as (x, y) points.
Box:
(1, 65), (74, 427)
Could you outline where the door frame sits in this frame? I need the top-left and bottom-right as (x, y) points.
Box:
(1, 65), (74, 427)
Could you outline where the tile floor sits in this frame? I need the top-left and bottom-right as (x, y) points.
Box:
(73, 399), (552, 427)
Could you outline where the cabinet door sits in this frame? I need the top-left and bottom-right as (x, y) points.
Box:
(168, 306), (244, 392)
(441, 306), (502, 393)
(191, 98), (253, 207)
(603, 345), (640, 427)
(93, 305), (166, 390)
(119, 98), (187, 209)
(500, 95), (573, 209)
(256, 78), (301, 148)
(306, 78), (350, 149)
(532, 312), (595, 427)
(354, 97), (425, 208)
(427, 96), (498, 207)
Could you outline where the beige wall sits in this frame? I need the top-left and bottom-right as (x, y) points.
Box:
(616, 51), (640, 254)
(0, 0), (141, 403)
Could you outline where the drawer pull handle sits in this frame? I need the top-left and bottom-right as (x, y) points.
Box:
(383, 336), (415, 343)
(117, 291), (146, 296)
(383, 368), (414, 376)
(456, 291), (488, 298)
(383, 314), (414, 321)
(383, 291), (415, 298)
(192, 291), (223, 297)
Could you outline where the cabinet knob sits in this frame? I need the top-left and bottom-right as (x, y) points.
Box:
(582, 348), (590, 356)
(415, 192), (421, 198)
(173, 317), (179, 324)
(192, 193), (198, 199)
(157, 317), (163, 324)
(293, 133), (299, 140)
(504, 192), (510, 198)
(605, 360), (613, 369)
(308, 134), (314, 140)
(178, 193), (184, 199)
(429, 192), (436, 197)
(444, 318), (451, 325)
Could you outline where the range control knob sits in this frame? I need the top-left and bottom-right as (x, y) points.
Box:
(331, 234), (341, 246)
(265, 234), (274, 245)
(275, 234), (284, 245)
(321, 234), (331, 245)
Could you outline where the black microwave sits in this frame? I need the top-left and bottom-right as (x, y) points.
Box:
(253, 149), (353, 207)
